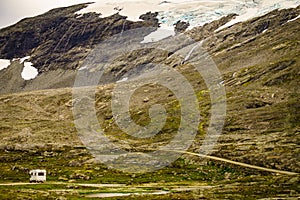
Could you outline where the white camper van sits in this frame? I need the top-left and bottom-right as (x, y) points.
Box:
(29, 169), (46, 183)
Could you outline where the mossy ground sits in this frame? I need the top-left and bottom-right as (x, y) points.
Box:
(0, 56), (299, 198)
(0, 146), (298, 199)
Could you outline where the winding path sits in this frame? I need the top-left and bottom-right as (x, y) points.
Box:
(171, 150), (299, 176)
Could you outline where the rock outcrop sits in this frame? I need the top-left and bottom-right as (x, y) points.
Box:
(0, 4), (299, 99)
(0, 3), (158, 73)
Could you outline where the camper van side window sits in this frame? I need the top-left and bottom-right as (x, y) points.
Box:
(38, 172), (44, 176)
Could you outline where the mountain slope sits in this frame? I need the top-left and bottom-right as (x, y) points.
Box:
(0, 3), (158, 93)
(0, 5), (299, 95)
(0, 3), (299, 199)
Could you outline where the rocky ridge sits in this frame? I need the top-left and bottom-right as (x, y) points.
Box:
(0, 5), (299, 95)
(0, 3), (236, 94)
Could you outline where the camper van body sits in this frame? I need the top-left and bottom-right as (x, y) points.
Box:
(29, 169), (46, 183)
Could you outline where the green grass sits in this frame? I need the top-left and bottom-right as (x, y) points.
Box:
(0, 147), (246, 199)
(0, 148), (242, 184)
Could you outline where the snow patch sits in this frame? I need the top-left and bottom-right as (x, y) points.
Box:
(141, 24), (175, 43)
(216, 7), (259, 31)
(184, 41), (203, 62)
(76, 13), (83, 18)
(21, 62), (38, 80)
(78, 66), (87, 71)
(116, 77), (128, 83)
(216, 0), (300, 32)
(0, 59), (11, 71)
(287, 14), (300, 23)
(76, 1), (160, 22)
(20, 56), (30, 63)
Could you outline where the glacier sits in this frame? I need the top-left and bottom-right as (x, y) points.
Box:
(2, 0), (300, 30)
(77, 0), (300, 30)
(75, 0), (300, 43)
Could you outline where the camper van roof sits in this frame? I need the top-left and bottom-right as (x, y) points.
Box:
(29, 169), (46, 172)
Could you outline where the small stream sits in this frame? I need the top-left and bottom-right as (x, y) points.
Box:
(86, 191), (169, 198)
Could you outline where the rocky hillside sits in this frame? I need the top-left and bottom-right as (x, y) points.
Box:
(0, 3), (160, 94)
(0, 5), (299, 95)
(0, 3), (158, 69)
(0, 3), (237, 94)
